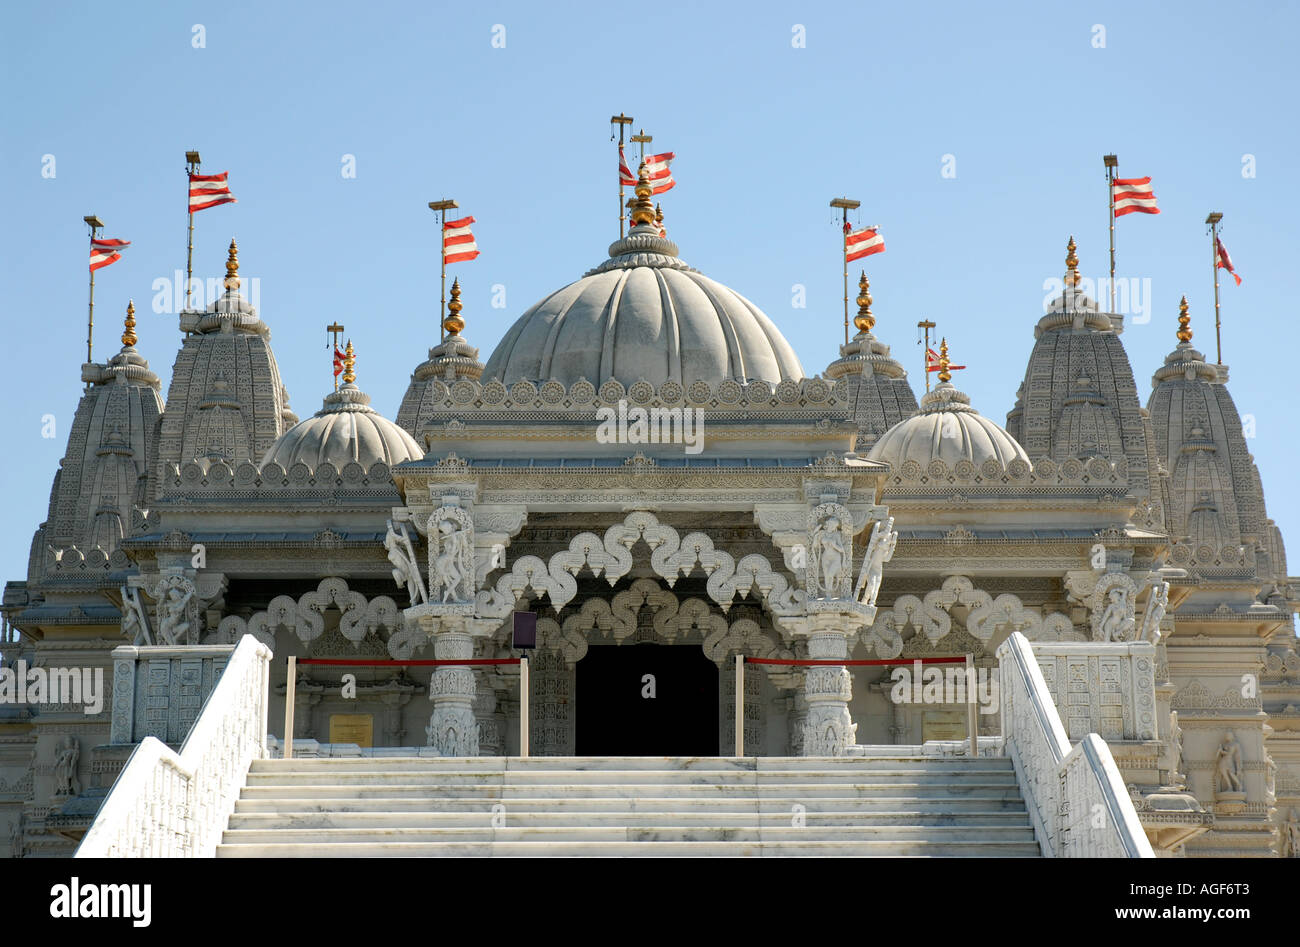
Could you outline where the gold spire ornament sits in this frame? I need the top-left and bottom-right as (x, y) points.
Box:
(444, 277), (465, 336)
(1065, 236), (1080, 288)
(654, 202), (665, 235)
(937, 337), (952, 383)
(224, 239), (240, 291)
(122, 299), (137, 348)
(854, 272), (874, 333)
(342, 340), (356, 385)
(1176, 295), (1193, 343)
(630, 162), (656, 226)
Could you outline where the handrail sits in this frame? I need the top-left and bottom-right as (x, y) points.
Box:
(76, 634), (272, 858)
(996, 631), (1153, 858)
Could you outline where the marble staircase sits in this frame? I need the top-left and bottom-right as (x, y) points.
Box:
(216, 754), (1042, 857)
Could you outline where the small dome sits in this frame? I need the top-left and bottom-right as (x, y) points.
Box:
(868, 382), (1030, 469)
(483, 223), (803, 388)
(260, 384), (422, 470)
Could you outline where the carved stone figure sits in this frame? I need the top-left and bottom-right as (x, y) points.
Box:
(1284, 809), (1300, 858)
(1216, 731), (1243, 793)
(854, 516), (897, 606)
(1139, 580), (1169, 644)
(53, 735), (80, 797)
(8, 810), (23, 859)
(427, 506), (475, 604)
(157, 584), (195, 645)
(806, 505), (852, 599)
(120, 585), (151, 646)
(384, 519), (427, 606)
(1099, 587), (1132, 642)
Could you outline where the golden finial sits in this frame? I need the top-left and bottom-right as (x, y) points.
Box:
(224, 238), (240, 290)
(938, 337), (952, 383)
(1176, 295), (1193, 343)
(654, 202), (665, 234)
(1064, 236), (1080, 288)
(853, 272), (874, 333)
(630, 162), (656, 226)
(122, 299), (138, 348)
(342, 339), (356, 385)
(444, 277), (466, 336)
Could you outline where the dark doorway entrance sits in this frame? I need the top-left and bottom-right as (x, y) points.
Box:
(576, 644), (720, 756)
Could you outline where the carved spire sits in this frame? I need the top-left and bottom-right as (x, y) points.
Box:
(1176, 294), (1193, 343)
(1064, 235), (1080, 288)
(444, 277), (465, 336)
(121, 299), (137, 348)
(630, 162), (656, 226)
(342, 339), (356, 385)
(224, 238), (240, 291)
(854, 271), (874, 333)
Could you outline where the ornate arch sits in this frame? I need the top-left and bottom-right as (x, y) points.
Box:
(208, 577), (406, 653)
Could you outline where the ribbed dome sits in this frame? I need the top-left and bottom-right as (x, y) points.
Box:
(260, 384), (422, 470)
(483, 224), (804, 388)
(867, 382), (1031, 469)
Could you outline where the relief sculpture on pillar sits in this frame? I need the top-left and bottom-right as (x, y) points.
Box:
(854, 515), (897, 607)
(806, 502), (854, 600)
(427, 505), (475, 604)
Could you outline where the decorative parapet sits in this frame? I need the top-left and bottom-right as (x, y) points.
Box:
(156, 459), (400, 497)
(880, 454), (1128, 492)
(1031, 641), (1158, 742)
(997, 632), (1154, 857)
(411, 375), (849, 424)
(109, 643), (235, 745)
(78, 634), (271, 858)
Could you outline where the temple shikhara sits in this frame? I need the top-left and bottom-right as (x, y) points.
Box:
(2, 155), (1298, 859)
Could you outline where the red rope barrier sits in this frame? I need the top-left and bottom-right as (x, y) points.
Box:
(743, 656), (967, 667)
(295, 658), (521, 667)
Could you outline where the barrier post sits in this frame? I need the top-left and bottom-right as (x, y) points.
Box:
(519, 655), (530, 757)
(284, 655), (296, 761)
(735, 654), (744, 757)
(965, 653), (978, 758)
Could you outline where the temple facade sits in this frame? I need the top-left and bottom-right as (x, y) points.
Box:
(2, 174), (1298, 858)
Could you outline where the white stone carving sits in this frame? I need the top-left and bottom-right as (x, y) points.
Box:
(152, 576), (197, 645)
(298, 577), (368, 645)
(1091, 573), (1138, 642)
(52, 735), (80, 798)
(853, 515), (897, 606)
(1216, 731), (1243, 793)
(428, 505), (475, 604)
(120, 585), (151, 646)
(806, 502), (853, 599)
(384, 518), (427, 606)
(1139, 579), (1169, 644)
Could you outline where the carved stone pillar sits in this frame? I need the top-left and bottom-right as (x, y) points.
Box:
(784, 603), (874, 756)
(406, 605), (497, 756)
(473, 679), (501, 756)
(787, 689), (809, 756)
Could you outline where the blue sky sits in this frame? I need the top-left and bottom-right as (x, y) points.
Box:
(1, 1), (1296, 589)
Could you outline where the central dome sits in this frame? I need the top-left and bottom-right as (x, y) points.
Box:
(867, 381), (1031, 470)
(483, 226), (804, 388)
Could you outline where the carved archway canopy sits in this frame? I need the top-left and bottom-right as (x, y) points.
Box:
(208, 576), (406, 654)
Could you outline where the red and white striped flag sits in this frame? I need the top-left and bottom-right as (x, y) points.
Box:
(619, 145), (637, 186)
(333, 345), (345, 378)
(925, 347), (941, 372)
(1112, 176), (1159, 217)
(189, 171), (237, 213)
(443, 215), (480, 264)
(845, 224), (884, 262)
(89, 238), (130, 272)
(1215, 236), (1242, 286)
(644, 152), (675, 194)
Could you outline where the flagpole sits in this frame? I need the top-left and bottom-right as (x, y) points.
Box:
(327, 322), (345, 391)
(429, 199), (459, 343)
(185, 151), (201, 310)
(917, 319), (936, 394)
(611, 113), (633, 239)
(1207, 211), (1224, 364)
(830, 198), (861, 347)
(1104, 154), (1118, 313)
(84, 215), (103, 370)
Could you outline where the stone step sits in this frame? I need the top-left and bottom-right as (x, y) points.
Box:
(233, 794), (1028, 814)
(215, 839), (1042, 857)
(220, 824), (1036, 844)
(242, 770), (1019, 787)
(227, 809), (1031, 829)
(236, 782), (1026, 800)
(249, 756), (1013, 773)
